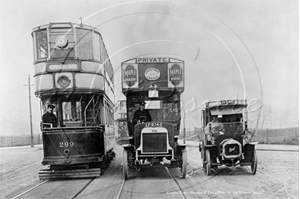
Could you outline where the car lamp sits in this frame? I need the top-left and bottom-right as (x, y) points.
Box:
(206, 134), (212, 141)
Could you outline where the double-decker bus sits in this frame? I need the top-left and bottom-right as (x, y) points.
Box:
(31, 22), (115, 179)
(120, 57), (187, 180)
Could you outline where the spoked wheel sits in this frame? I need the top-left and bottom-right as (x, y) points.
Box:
(251, 149), (257, 175)
(122, 149), (129, 180)
(180, 148), (187, 178)
(205, 149), (212, 176)
(201, 147), (205, 168)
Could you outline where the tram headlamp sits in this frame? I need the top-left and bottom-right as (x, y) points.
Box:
(57, 75), (71, 88)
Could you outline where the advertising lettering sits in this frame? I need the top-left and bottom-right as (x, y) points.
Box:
(169, 64), (183, 86)
(124, 65), (137, 87)
(49, 64), (78, 71)
(145, 68), (160, 81)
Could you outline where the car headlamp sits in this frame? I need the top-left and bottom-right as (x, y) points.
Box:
(246, 131), (253, 139)
(206, 134), (212, 141)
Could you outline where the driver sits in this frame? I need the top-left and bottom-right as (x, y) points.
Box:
(206, 115), (224, 134)
(133, 102), (152, 125)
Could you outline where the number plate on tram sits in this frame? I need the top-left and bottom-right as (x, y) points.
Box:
(59, 142), (74, 147)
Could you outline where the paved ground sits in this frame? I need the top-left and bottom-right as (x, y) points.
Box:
(0, 141), (299, 199)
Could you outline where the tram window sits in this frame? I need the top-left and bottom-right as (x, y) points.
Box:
(49, 28), (75, 58)
(62, 101), (82, 123)
(163, 102), (179, 121)
(76, 28), (92, 60)
(145, 100), (161, 109)
(35, 30), (48, 60)
(93, 32), (100, 61)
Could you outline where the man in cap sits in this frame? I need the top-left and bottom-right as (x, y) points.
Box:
(42, 104), (58, 128)
(206, 115), (224, 134)
(133, 102), (152, 126)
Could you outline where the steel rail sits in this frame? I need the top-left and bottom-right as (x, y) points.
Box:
(115, 179), (126, 199)
(11, 180), (49, 199)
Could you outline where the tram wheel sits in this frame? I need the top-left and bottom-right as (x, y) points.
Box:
(180, 148), (187, 178)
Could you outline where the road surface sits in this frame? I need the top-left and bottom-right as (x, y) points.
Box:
(0, 142), (298, 199)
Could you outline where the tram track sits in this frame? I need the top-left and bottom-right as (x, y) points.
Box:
(71, 178), (96, 199)
(165, 167), (188, 199)
(115, 179), (126, 199)
(11, 180), (49, 199)
(11, 177), (96, 199)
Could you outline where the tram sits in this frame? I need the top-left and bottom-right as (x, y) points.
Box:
(31, 22), (115, 179)
(120, 57), (187, 180)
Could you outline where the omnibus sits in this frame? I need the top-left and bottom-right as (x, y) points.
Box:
(120, 57), (187, 180)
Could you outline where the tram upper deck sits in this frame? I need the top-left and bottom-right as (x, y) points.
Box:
(31, 22), (114, 97)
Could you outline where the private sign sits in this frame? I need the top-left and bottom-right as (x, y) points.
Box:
(136, 57), (169, 63)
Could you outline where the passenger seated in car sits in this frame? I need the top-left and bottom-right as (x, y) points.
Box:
(206, 116), (224, 134)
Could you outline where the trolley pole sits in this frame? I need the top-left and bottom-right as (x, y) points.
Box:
(24, 75), (34, 147)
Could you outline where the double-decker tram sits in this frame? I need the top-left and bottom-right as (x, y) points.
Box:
(120, 57), (187, 180)
(31, 22), (115, 179)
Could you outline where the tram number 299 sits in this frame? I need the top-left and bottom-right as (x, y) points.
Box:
(59, 142), (74, 147)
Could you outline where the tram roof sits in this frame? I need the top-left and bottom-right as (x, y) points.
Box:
(32, 22), (101, 33)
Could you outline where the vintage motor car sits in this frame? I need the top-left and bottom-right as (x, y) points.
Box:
(199, 99), (258, 175)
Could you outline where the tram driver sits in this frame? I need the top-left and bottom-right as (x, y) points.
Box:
(42, 104), (58, 128)
(133, 102), (152, 126)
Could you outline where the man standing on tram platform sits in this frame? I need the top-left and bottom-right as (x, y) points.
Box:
(42, 104), (58, 128)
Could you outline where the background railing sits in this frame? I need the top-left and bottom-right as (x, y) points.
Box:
(0, 134), (42, 147)
(180, 127), (299, 145)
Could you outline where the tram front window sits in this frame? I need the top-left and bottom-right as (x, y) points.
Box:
(60, 95), (102, 127)
(35, 29), (48, 60)
(49, 27), (75, 59)
(62, 101), (82, 122)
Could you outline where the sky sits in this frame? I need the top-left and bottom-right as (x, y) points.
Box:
(0, 0), (298, 136)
